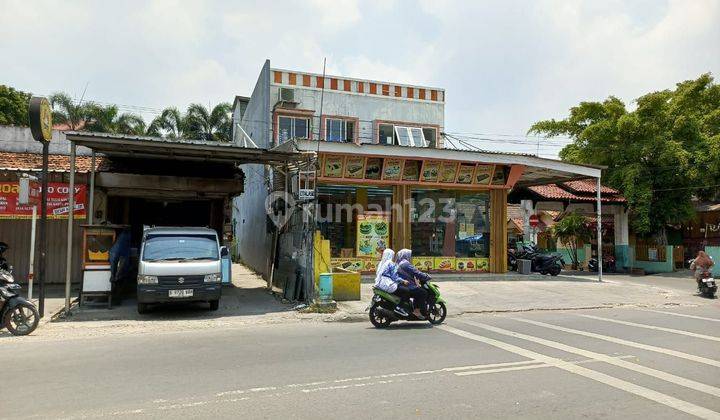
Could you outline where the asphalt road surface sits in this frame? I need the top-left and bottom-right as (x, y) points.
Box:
(2, 306), (720, 419)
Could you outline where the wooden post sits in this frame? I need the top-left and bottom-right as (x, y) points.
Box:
(489, 189), (508, 273)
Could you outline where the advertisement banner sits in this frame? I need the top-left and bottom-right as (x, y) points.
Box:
(356, 212), (390, 258)
(0, 182), (87, 219)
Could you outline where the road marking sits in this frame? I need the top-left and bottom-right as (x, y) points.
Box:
(580, 314), (720, 342)
(455, 355), (635, 376)
(641, 309), (720, 323)
(460, 319), (720, 398)
(513, 317), (720, 367)
(438, 324), (720, 420)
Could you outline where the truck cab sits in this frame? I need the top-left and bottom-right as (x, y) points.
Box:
(136, 227), (226, 314)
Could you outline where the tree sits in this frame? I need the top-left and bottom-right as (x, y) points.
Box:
(552, 212), (591, 270)
(147, 107), (187, 139)
(49, 92), (89, 130)
(530, 74), (720, 240)
(184, 102), (232, 142)
(84, 103), (146, 135)
(0, 85), (31, 126)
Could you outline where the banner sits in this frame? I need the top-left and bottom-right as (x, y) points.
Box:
(0, 182), (87, 219)
(356, 212), (390, 258)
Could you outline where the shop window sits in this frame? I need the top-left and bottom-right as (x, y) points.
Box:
(325, 118), (355, 142)
(278, 116), (309, 143)
(410, 190), (491, 259)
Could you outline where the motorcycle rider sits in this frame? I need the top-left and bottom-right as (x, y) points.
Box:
(395, 249), (430, 318)
(690, 250), (714, 290)
(373, 248), (411, 317)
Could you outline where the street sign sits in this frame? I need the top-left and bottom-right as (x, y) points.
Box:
(28, 97), (53, 142)
(529, 214), (539, 228)
(299, 188), (315, 200)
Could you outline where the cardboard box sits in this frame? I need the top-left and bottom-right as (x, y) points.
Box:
(412, 257), (434, 272)
(433, 257), (456, 271)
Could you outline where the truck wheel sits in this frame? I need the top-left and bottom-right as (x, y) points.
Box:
(209, 300), (220, 311)
(137, 303), (150, 314)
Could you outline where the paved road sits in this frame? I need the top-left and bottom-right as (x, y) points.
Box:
(2, 305), (720, 419)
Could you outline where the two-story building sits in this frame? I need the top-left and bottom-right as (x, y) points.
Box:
(233, 60), (606, 299)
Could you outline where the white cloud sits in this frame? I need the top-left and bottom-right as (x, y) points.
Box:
(1, 0), (717, 156)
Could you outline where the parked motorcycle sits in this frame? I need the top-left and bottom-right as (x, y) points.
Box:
(589, 255), (617, 273)
(0, 242), (39, 336)
(513, 243), (564, 276)
(368, 278), (446, 328)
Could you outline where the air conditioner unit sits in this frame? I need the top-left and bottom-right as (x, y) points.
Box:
(279, 88), (295, 102)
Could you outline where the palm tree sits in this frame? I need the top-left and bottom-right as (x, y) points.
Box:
(84, 103), (146, 135)
(184, 102), (232, 142)
(146, 107), (187, 139)
(49, 92), (88, 130)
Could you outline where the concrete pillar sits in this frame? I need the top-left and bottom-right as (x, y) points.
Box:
(520, 199), (536, 244)
(614, 206), (630, 268)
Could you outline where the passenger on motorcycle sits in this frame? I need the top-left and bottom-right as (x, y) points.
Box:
(396, 249), (430, 318)
(373, 248), (411, 317)
(690, 250), (714, 288)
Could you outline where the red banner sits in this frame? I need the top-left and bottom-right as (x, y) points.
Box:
(0, 182), (87, 219)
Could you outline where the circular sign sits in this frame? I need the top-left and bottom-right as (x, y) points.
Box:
(29, 97), (53, 142)
(529, 214), (539, 228)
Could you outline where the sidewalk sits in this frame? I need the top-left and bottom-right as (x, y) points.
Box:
(337, 272), (714, 319)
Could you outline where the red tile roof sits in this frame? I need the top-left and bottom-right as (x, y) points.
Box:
(528, 183), (626, 203)
(563, 179), (619, 194)
(0, 151), (109, 173)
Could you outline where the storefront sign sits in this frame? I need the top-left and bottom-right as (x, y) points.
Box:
(344, 156), (365, 179)
(456, 164), (475, 184)
(356, 212), (390, 258)
(364, 158), (382, 180)
(421, 160), (441, 182)
(29, 97), (53, 142)
(0, 182), (86, 219)
(439, 162), (458, 183)
(474, 165), (494, 184)
(402, 160), (421, 181)
(382, 159), (403, 181)
(323, 155), (345, 177)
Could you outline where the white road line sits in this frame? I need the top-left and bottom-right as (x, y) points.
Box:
(513, 317), (720, 367)
(580, 314), (720, 342)
(455, 355), (635, 376)
(460, 319), (720, 398)
(438, 324), (720, 420)
(641, 309), (720, 323)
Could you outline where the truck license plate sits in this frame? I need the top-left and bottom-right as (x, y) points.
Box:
(169, 289), (193, 298)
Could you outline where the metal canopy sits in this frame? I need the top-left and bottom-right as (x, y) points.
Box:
(64, 131), (307, 165)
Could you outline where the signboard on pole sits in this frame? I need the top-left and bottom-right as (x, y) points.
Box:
(0, 182), (86, 219)
(529, 214), (539, 229)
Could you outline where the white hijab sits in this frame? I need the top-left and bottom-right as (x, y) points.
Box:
(375, 248), (395, 282)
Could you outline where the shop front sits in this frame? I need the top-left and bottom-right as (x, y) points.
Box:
(315, 151), (512, 274)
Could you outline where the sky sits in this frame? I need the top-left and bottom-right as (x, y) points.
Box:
(1, 0), (719, 157)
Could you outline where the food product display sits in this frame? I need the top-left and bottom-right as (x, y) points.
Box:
(402, 160), (421, 181)
(383, 159), (403, 180)
(344, 157), (365, 178)
(440, 162), (458, 183)
(356, 212), (391, 258)
(456, 165), (475, 184)
(433, 257), (456, 271)
(474, 165), (494, 184)
(365, 158), (382, 179)
(324, 155), (344, 177)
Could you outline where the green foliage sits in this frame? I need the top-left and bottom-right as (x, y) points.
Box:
(0, 85), (31, 126)
(147, 103), (232, 141)
(530, 74), (720, 237)
(49, 92), (89, 130)
(552, 212), (591, 269)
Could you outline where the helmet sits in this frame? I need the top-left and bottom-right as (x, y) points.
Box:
(0, 242), (7, 254)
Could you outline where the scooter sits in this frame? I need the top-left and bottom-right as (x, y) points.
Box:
(589, 255), (616, 273)
(368, 278), (447, 328)
(0, 242), (39, 336)
(518, 244), (564, 276)
(696, 269), (717, 299)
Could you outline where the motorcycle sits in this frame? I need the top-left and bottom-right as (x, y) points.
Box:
(368, 278), (447, 328)
(515, 243), (564, 276)
(0, 242), (39, 336)
(589, 255), (616, 273)
(696, 269), (717, 298)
